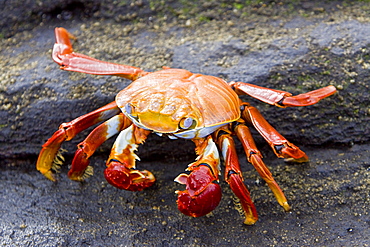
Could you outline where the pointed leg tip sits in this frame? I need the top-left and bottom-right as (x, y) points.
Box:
(284, 155), (309, 163)
(282, 202), (291, 212)
(244, 217), (258, 225)
(43, 170), (57, 182)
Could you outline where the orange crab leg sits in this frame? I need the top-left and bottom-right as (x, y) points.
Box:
(36, 101), (120, 181)
(68, 114), (132, 181)
(230, 81), (336, 107)
(53, 27), (148, 81)
(175, 136), (222, 217)
(215, 128), (258, 225)
(234, 123), (290, 213)
(104, 125), (155, 191)
(241, 103), (308, 162)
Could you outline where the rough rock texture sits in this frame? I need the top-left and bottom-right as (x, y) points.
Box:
(1, 1), (369, 158)
(0, 1), (369, 246)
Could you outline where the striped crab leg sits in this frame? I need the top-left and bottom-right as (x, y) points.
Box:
(36, 101), (121, 181)
(215, 122), (291, 225)
(229, 81), (336, 162)
(67, 113), (132, 181)
(241, 103), (308, 162)
(230, 81), (336, 107)
(234, 123), (291, 212)
(52, 27), (148, 80)
(215, 126), (259, 225)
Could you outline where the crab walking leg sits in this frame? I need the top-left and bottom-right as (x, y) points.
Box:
(241, 103), (308, 162)
(234, 123), (291, 213)
(68, 114), (132, 181)
(216, 128), (258, 225)
(36, 101), (121, 181)
(53, 27), (148, 80)
(175, 136), (222, 217)
(230, 81), (336, 107)
(104, 125), (154, 191)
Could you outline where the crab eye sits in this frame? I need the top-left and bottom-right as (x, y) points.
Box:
(125, 103), (133, 115)
(179, 117), (196, 129)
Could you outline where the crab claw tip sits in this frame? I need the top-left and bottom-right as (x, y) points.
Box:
(176, 182), (222, 217)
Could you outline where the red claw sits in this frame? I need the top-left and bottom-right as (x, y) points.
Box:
(104, 161), (155, 191)
(175, 165), (222, 217)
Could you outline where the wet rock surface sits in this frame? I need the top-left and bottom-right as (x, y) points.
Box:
(0, 1), (369, 246)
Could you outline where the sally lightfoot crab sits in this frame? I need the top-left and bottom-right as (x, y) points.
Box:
(37, 27), (337, 225)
